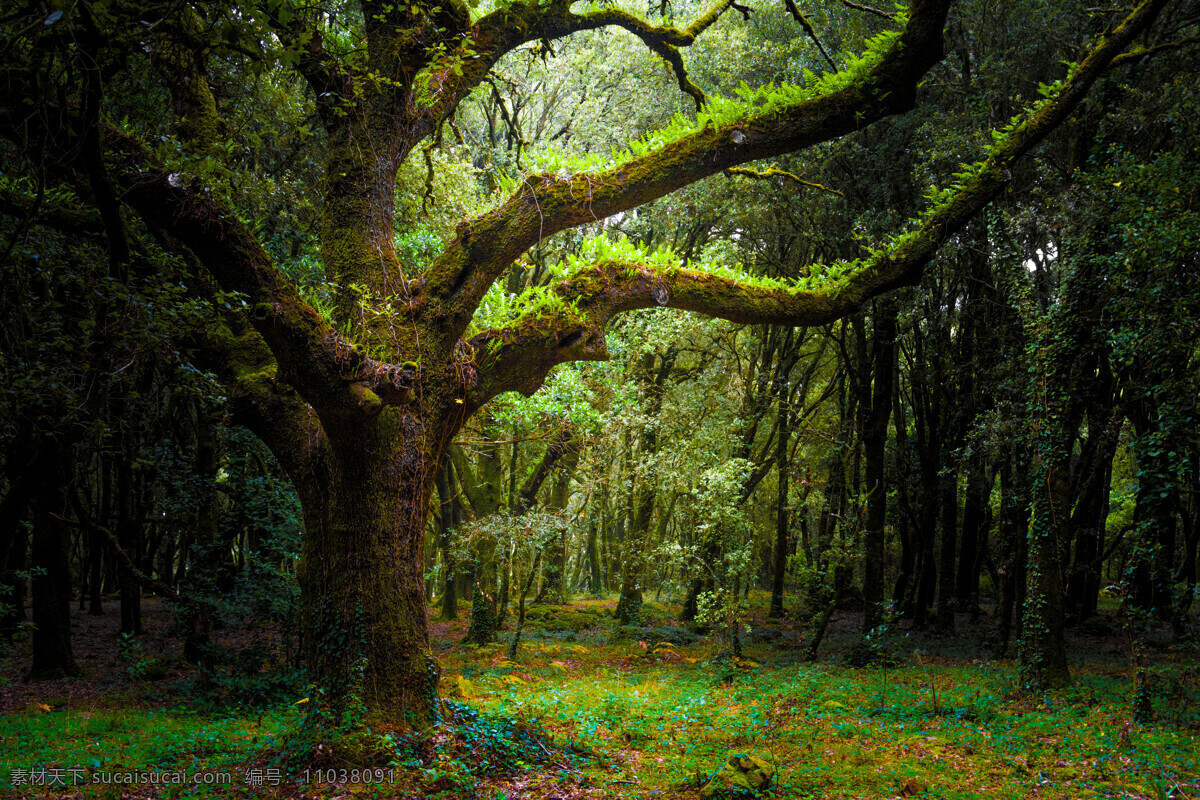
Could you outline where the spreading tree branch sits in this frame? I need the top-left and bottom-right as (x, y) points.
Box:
(465, 0), (1171, 405)
(422, 0), (953, 348)
(840, 0), (896, 20)
(414, 0), (740, 136)
(1109, 34), (1200, 66)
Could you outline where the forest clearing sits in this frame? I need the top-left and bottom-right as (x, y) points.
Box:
(1, 594), (1197, 799)
(2, 0), (1199, 796)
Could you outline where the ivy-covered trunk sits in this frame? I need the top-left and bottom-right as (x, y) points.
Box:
(1020, 455), (1071, 689)
(615, 351), (672, 624)
(296, 408), (444, 727)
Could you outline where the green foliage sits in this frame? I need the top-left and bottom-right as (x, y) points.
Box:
(117, 634), (170, 683)
(515, 22), (908, 181)
(170, 428), (305, 707)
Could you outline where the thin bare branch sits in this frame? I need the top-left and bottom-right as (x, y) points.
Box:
(840, 0), (896, 20)
(783, 0), (839, 70)
(726, 166), (845, 196)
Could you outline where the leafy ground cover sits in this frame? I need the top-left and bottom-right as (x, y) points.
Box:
(0, 596), (1196, 799)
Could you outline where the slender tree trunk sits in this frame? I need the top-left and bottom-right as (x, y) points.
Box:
(88, 528), (104, 615)
(615, 480), (654, 623)
(1178, 449), (1199, 618)
(536, 438), (578, 604)
(1020, 454), (1071, 689)
(436, 456), (457, 620)
(769, 391), (791, 619)
(891, 367), (915, 612)
(457, 436), (505, 645)
(507, 548), (543, 659)
(935, 466), (959, 630)
(115, 451), (142, 636)
(863, 300), (896, 631)
(586, 513), (603, 595)
(994, 454), (1029, 657)
(1066, 413), (1118, 621)
(28, 443), (81, 680)
(616, 351), (672, 624)
(0, 474), (33, 640)
(955, 457), (989, 615)
(910, 329), (939, 627)
(185, 409), (223, 668)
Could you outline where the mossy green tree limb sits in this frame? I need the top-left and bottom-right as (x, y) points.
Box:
(467, 0), (1173, 431)
(422, 0), (954, 348)
(415, 0), (741, 131)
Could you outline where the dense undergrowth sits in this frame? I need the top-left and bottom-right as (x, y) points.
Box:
(0, 595), (1196, 799)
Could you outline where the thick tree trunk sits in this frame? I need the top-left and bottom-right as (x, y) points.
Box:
(296, 408), (442, 727)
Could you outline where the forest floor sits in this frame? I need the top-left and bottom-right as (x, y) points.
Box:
(0, 593), (1197, 799)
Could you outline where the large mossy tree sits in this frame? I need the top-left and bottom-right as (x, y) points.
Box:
(0, 0), (1174, 726)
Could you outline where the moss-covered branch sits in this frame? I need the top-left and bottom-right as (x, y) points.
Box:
(423, 0), (953, 350)
(468, 0), (1171, 405)
(840, 0), (896, 20)
(197, 311), (331, 492)
(110, 153), (390, 414)
(413, 0), (738, 140)
(1108, 34), (1200, 67)
(726, 166), (844, 196)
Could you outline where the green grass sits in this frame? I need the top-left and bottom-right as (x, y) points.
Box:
(475, 660), (1195, 798)
(2, 605), (1197, 799)
(450, 632), (1200, 799)
(0, 707), (292, 797)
